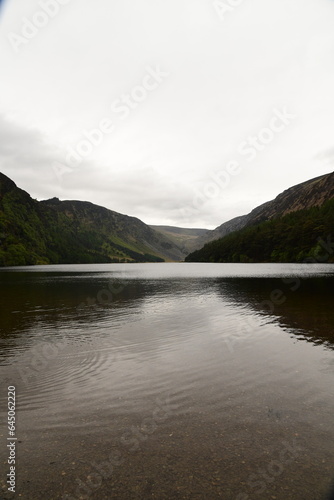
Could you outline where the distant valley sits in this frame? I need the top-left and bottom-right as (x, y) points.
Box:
(1, 171), (333, 266)
(186, 171), (334, 263)
(149, 225), (208, 254)
(0, 173), (188, 266)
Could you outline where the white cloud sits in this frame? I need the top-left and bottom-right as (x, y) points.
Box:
(0, 0), (333, 229)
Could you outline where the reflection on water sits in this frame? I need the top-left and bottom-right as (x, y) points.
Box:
(217, 277), (334, 349)
(0, 263), (334, 499)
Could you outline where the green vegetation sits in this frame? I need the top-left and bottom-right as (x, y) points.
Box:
(185, 198), (334, 263)
(0, 176), (165, 266)
(150, 226), (208, 254)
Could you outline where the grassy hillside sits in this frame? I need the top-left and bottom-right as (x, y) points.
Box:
(185, 198), (334, 263)
(194, 171), (334, 250)
(150, 225), (208, 254)
(0, 173), (185, 266)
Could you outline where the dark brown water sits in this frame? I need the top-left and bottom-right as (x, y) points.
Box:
(0, 263), (334, 499)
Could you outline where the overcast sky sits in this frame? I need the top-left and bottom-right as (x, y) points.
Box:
(0, 0), (333, 229)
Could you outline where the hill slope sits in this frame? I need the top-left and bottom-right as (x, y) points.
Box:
(186, 172), (334, 263)
(193, 171), (334, 249)
(150, 225), (208, 254)
(0, 173), (186, 266)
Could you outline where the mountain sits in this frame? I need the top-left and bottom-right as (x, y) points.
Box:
(149, 225), (208, 254)
(2, 170), (333, 267)
(191, 215), (249, 251)
(0, 173), (187, 266)
(186, 172), (334, 263)
(194, 171), (334, 249)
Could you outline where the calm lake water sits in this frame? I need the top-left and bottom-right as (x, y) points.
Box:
(0, 263), (334, 499)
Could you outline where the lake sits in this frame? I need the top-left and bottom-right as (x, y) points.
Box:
(0, 263), (334, 499)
